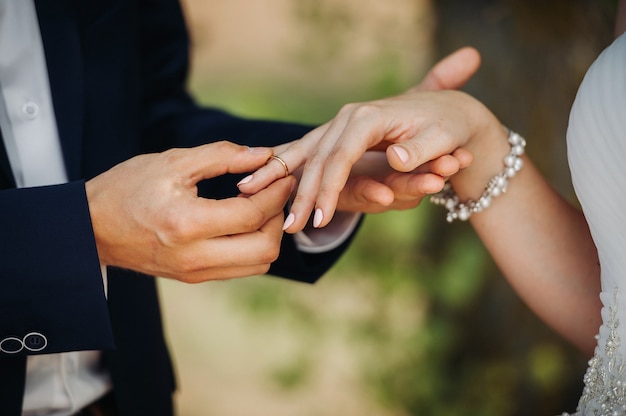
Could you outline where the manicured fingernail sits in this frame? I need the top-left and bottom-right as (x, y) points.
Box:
(248, 146), (271, 155)
(237, 174), (253, 187)
(392, 146), (409, 164)
(313, 208), (324, 228)
(283, 213), (295, 230)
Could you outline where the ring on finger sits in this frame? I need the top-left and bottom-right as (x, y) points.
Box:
(267, 155), (290, 178)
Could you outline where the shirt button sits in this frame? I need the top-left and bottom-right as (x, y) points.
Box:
(22, 101), (40, 119)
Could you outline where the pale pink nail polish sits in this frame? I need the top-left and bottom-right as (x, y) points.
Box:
(392, 146), (409, 164)
(237, 174), (253, 187)
(313, 208), (324, 228)
(283, 213), (295, 230)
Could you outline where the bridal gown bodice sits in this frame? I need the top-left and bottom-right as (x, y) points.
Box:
(564, 32), (626, 415)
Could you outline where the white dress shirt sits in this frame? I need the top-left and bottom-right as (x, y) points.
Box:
(0, 1), (359, 415)
(0, 2), (111, 415)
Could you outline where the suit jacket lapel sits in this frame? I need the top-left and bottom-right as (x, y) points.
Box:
(34, 0), (84, 181)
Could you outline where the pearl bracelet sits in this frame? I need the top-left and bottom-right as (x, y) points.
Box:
(430, 127), (526, 223)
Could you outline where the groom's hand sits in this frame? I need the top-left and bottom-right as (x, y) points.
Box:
(86, 141), (294, 283)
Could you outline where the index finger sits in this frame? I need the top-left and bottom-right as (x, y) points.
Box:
(186, 176), (295, 240)
(173, 141), (274, 185)
(286, 112), (391, 232)
(237, 124), (331, 196)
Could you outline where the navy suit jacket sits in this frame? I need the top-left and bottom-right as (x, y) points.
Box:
(0, 1), (356, 414)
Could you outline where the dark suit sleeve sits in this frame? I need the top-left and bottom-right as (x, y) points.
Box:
(0, 0), (357, 361)
(136, 0), (360, 284)
(0, 182), (113, 357)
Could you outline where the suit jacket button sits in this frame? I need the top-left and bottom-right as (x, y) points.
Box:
(23, 332), (47, 352)
(0, 337), (24, 354)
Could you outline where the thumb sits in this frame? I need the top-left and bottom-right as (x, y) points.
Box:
(386, 126), (456, 172)
(411, 46), (481, 92)
(387, 142), (425, 172)
(184, 141), (274, 183)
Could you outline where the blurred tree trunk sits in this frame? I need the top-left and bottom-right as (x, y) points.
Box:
(433, 0), (615, 196)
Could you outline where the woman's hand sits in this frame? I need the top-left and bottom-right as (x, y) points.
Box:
(330, 149), (472, 215)
(238, 47), (504, 232)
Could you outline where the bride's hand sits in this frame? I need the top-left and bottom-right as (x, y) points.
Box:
(238, 47), (500, 232)
(325, 148), (472, 215)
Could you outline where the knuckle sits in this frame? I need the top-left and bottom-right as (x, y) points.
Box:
(337, 102), (359, 116)
(327, 146), (355, 166)
(336, 101), (381, 121)
(213, 140), (234, 151)
(291, 192), (316, 210)
(318, 183), (340, 202)
(176, 273), (198, 284)
(347, 177), (369, 204)
(242, 203), (268, 231)
(350, 102), (380, 120)
(256, 263), (272, 276)
(305, 153), (326, 170)
(264, 241), (281, 264)
(209, 141), (237, 162)
(160, 212), (191, 243)
(318, 173), (344, 196)
(245, 264), (272, 277)
(161, 148), (184, 166)
(171, 251), (204, 275)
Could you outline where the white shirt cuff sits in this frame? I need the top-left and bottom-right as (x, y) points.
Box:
(294, 211), (362, 254)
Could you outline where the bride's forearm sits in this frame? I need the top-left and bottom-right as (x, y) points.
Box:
(453, 153), (600, 356)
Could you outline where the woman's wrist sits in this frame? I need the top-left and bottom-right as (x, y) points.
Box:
(432, 127), (526, 222)
(449, 122), (511, 200)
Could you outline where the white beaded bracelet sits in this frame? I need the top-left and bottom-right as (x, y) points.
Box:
(430, 127), (526, 223)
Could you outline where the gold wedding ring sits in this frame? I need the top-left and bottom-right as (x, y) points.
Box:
(268, 155), (290, 178)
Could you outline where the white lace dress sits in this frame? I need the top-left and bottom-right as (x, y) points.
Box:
(563, 32), (626, 415)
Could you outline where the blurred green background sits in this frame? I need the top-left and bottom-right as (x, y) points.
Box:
(158, 1), (618, 414)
